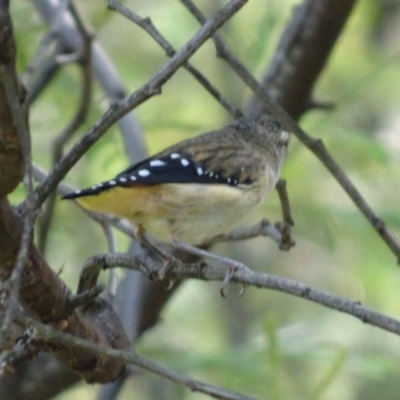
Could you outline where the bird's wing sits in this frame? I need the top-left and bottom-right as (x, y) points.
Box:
(62, 130), (262, 200)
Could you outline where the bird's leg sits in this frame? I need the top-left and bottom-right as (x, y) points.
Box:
(275, 179), (295, 251)
(172, 238), (250, 296)
(135, 225), (178, 280)
(275, 179), (294, 227)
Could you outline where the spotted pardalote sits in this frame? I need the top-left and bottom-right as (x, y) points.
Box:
(63, 114), (289, 246)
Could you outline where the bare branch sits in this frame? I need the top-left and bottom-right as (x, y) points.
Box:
(21, 27), (57, 91)
(14, 314), (259, 400)
(100, 222), (118, 297)
(65, 285), (105, 315)
(108, 0), (242, 118)
(214, 219), (282, 244)
(79, 253), (400, 336)
(25, 53), (60, 104)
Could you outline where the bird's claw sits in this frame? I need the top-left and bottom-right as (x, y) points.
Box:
(219, 262), (249, 298)
(147, 254), (178, 290)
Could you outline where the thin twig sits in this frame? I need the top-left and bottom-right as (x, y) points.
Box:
(23, 0), (68, 103)
(108, 0), (242, 118)
(38, 3), (93, 253)
(33, 0), (249, 208)
(180, 0), (400, 263)
(65, 285), (105, 315)
(79, 253), (400, 336)
(14, 314), (257, 400)
(213, 219), (281, 244)
(26, 53), (61, 104)
(21, 28), (56, 87)
(100, 222), (119, 297)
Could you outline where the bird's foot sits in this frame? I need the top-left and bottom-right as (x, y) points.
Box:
(172, 238), (250, 297)
(157, 253), (178, 280)
(218, 258), (249, 298)
(275, 221), (295, 251)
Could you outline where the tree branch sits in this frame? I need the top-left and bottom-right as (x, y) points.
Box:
(79, 253), (400, 336)
(15, 314), (259, 400)
(108, 0), (242, 118)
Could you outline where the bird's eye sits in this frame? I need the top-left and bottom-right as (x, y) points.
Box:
(270, 120), (282, 130)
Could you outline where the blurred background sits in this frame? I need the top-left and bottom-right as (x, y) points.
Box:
(8, 0), (400, 399)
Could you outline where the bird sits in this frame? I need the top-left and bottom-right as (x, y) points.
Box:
(63, 114), (290, 288)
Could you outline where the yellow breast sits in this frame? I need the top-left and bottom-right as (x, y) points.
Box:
(76, 175), (273, 246)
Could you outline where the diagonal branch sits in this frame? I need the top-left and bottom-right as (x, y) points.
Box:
(108, 0), (242, 118)
(181, 0), (400, 263)
(33, 0), (249, 208)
